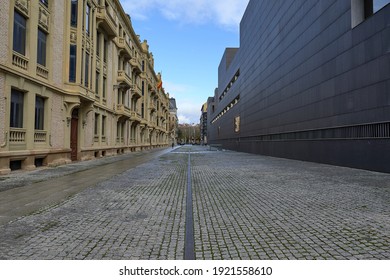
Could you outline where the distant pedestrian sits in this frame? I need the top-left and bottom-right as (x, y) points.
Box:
(172, 143), (174, 149)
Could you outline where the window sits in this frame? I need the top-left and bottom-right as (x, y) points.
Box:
(40, 0), (49, 7)
(10, 89), (24, 128)
(102, 116), (106, 136)
(96, 31), (101, 57)
(35, 96), (45, 130)
(142, 81), (144, 96)
(69, 45), (77, 82)
(71, 0), (78, 27)
(102, 77), (107, 99)
(85, 3), (91, 35)
(85, 52), (89, 87)
(117, 122), (125, 141)
(95, 71), (100, 96)
(94, 113), (99, 136)
(103, 39), (108, 63)
(13, 11), (26, 55)
(37, 29), (47, 66)
(117, 90), (121, 105)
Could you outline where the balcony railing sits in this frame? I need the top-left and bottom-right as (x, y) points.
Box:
(131, 83), (142, 98)
(117, 37), (132, 59)
(130, 58), (142, 73)
(10, 128), (26, 142)
(149, 122), (156, 129)
(149, 102), (156, 111)
(116, 104), (131, 119)
(130, 112), (142, 123)
(117, 70), (132, 88)
(36, 64), (49, 79)
(34, 130), (47, 143)
(12, 51), (28, 71)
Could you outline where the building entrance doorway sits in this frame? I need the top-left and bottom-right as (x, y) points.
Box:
(70, 108), (79, 161)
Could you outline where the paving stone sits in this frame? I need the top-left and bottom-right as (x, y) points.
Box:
(0, 146), (389, 260)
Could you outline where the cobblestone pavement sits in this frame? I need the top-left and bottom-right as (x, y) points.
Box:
(0, 145), (389, 259)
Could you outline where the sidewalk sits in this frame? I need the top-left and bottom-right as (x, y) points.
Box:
(0, 145), (389, 259)
(0, 147), (171, 192)
(0, 148), (171, 225)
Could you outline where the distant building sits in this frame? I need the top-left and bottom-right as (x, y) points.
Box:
(0, 0), (173, 174)
(200, 102), (208, 145)
(169, 98), (178, 145)
(208, 0), (390, 173)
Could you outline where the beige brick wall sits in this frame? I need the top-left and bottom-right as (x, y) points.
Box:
(84, 111), (94, 147)
(0, 1), (10, 65)
(0, 74), (5, 147)
(50, 93), (65, 149)
(106, 43), (114, 108)
(51, 1), (65, 87)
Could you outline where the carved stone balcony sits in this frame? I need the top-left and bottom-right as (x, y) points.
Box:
(96, 5), (117, 37)
(131, 84), (142, 98)
(116, 37), (132, 59)
(130, 58), (142, 73)
(117, 70), (132, 89)
(130, 112), (142, 123)
(116, 104), (131, 120)
(9, 128), (27, 150)
(12, 51), (28, 71)
(36, 64), (49, 79)
(34, 130), (47, 143)
(149, 122), (157, 129)
(10, 128), (26, 143)
(149, 101), (156, 112)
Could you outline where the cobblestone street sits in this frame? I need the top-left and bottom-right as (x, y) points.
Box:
(0, 146), (389, 260)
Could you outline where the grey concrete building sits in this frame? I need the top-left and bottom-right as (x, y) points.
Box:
(207, 0), (390, 173)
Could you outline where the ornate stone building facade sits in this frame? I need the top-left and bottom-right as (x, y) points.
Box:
(0, 0), (172, 174)
(169, 98), (178, 146)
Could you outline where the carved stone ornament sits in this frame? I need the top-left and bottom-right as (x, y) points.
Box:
(70, 31), (77, 43)
(39, 7), (49, 31)
(15, 0), (29, 17)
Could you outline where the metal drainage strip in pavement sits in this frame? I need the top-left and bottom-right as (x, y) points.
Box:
(184, 152), (195, 260)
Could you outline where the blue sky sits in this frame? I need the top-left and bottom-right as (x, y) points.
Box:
(120, 0), (249, 124)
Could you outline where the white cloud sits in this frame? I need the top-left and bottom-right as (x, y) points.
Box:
(176, 100), (203, 124)
(121, 0), (249, 30)
(178, 114), (191, 124)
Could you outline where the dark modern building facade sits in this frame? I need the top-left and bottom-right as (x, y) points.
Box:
(207, 0), (390, 173)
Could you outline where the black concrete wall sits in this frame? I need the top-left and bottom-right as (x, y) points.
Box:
(208, 0), (390, 173)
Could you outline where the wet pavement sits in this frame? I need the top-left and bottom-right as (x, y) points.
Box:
(0, 145), (389, 259)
